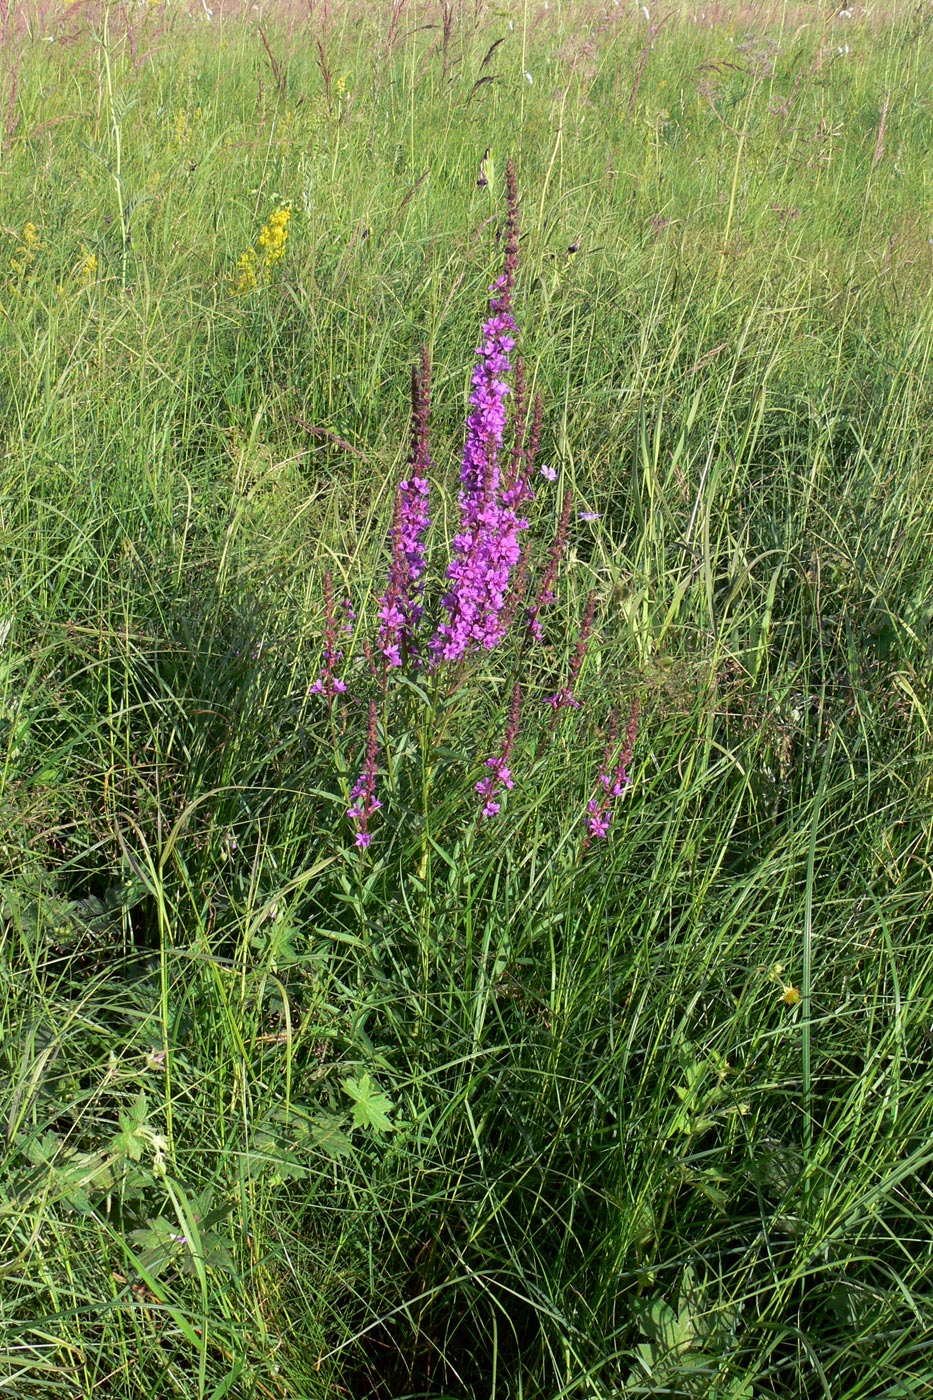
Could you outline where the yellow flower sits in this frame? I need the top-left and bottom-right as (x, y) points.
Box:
(233, 205), (291, 294)
(77, 248), (98, 288)
(235, 247), (259, 294)
(257, 205), (290, 269)
(8, 222), (41, 283)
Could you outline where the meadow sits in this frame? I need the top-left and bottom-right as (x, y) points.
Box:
(1, 1), (933, 1395)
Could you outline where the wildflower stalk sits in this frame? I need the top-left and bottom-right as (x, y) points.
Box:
(585, 697), (639, 841)
(347, 701), (382, 849)
(101, 9), (129, 291)
(527, 489), (573, 643)
(546, 589), (596, 715)
(378, 348), (432, 670)
(432, 161), (531, 663)
(476, 682), (522, 818)
(310, 570), (347, 705)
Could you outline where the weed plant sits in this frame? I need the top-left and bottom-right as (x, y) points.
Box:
(1, 2), (933, 1397)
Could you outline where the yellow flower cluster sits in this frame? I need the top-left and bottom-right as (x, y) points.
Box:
(235, 247), (259, 294)
(233, 205), (290, 295)
(9, 222), (40, 281)
(257, 206), (290, 267)
(77, 248), (98, 289)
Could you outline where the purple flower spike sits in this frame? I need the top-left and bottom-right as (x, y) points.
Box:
(585, 698), (639, 842)
(378, 351), (432, 669)
(432, 163), (531, 663)
(477, 682), (521, 819)
(347, 702), (382, 850)
(310, 570), (348, 702)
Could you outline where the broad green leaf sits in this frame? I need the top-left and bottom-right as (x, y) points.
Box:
(341, 1073), (396, 1135)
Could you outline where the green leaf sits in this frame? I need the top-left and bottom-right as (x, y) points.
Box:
(311, 1112), (353, 1159)
(23, 1130), (61, 1166)
(130, 1216), (182, 1276)
(341, 1073), (396, 1135)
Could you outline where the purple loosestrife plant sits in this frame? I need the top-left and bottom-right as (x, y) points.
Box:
(378, 349), (432, 669)
(431, 161), (532, 663)
(476, 682), (522, 818)
(585, 698), (639, 841)
(308, 159), (647, 856)
(347, 701), (382, 848)
(309, 571), (347, 701)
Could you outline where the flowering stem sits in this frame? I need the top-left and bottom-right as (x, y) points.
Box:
(476, 682), (522, 818)
(584, 697), (639, 843)
(546, 589), (596, 720)
(347, 701), (382, 849)
(431, 161), (530, 664)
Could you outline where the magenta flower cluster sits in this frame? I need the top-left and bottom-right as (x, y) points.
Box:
(431, 289), (531, 662)
(476, 682), (522, 818)
(379, 353), (432, 668)
(586, 699), (639, 840)
(347, 702), (382, 848)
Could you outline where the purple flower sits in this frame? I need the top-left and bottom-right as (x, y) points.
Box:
(476, 683), (521, 818)
(432, 164), (530, 663)
(586, 801), (611, 839)
(540, 464), (558, 482)
(579, 511), (601, 523)
(310, 571), (347, 701)
(584, 698), (639, 841)
(545, 686), (580, 712)
(378, 352), (432, 669)
(431, 307), (530, 661)
(347, 702), (382, 850)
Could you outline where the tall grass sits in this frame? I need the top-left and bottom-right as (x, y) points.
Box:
(1, 2), (932, 1396)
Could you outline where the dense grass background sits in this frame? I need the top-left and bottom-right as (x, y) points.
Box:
(1, 1), (932, 1396)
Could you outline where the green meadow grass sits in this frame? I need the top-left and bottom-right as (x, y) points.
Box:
(1, 2), (932, 1396)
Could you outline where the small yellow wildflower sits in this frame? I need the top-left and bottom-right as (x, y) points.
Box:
(769, 962), (800, 1009)
(233, 206), (290, 295)
(9, 222), (41, 282)
(257, 205), (290, 269)
(235, 247), (259, 294)
(77, 249), (98, 289)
